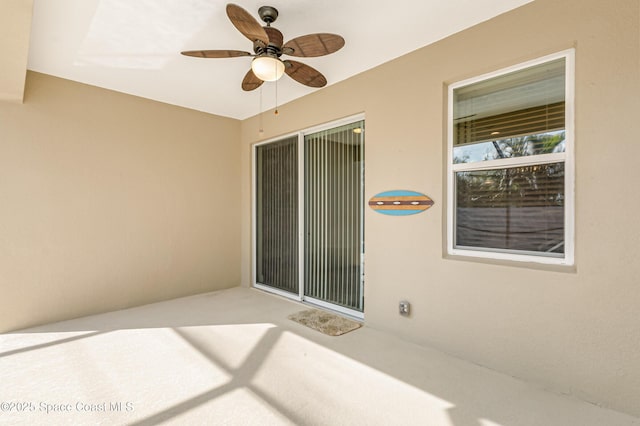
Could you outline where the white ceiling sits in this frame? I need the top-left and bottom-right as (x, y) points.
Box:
(27, 0), (532, 120)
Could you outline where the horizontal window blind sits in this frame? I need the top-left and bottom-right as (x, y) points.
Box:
(455, 101), (565, 145)
(454, 57), (566, 146)
(455, 162), (565, 254)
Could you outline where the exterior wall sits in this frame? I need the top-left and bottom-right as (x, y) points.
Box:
(0, 0), (32, 102)
(0, 71), (241, 332)
(240, 0), (640, 417)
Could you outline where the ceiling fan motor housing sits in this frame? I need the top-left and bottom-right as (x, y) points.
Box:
(254, 26), (284, 60)
(255, 7), (283, 59)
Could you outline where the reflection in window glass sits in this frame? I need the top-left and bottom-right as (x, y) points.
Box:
(453, 130), (565, 164)
(455, 163), (565, 255)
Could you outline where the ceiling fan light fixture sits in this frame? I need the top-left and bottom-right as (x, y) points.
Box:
(251, 56), (285, 82)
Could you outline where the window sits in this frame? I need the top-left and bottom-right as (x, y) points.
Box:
(447, 50), (574, 265)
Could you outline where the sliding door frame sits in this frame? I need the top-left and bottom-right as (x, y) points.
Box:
(251, 113), (365, 319)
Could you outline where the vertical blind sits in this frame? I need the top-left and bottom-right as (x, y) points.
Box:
(255, 136), (299, 294)
(304, 121), (364, 311)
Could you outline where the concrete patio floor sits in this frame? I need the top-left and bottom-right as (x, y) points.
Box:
(1, 287), (638, 425)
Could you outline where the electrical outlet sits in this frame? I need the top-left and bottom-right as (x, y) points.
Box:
(399, 300), (410, 316)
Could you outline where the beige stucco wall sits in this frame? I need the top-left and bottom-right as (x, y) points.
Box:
(0, 71), (241, 332)
(240, 0), (640, 417)
(0, 0), (32, 102)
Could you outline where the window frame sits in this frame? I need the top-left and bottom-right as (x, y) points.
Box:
(446, 49), (575, 265)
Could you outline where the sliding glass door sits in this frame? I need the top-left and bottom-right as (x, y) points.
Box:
(255, 136), (299, 294)
(304, 122), (364, 311)
(253, 117), (365, 316)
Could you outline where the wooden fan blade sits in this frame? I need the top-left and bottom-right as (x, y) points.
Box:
(181, 50), (251, 58)
(264, 27), (284, 48)
(226, 4), (269, 45)
(283, 33), (345, 57)
(284, 60), (327, 88)
(242, 69), (264, 91)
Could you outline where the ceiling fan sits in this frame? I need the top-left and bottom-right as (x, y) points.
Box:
(181, 3), (345, 91)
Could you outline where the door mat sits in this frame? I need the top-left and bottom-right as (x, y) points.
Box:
(288, 309), (362, 336)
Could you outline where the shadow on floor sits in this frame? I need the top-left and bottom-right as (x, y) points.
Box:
(2, 287), (638, 426)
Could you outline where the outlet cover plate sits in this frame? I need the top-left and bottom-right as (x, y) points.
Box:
(399, 300), (410, 316)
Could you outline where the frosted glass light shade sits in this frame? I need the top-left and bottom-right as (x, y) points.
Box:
(251, 56), (285, 82)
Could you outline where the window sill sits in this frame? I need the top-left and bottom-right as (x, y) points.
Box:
(444, 249), (577, 273)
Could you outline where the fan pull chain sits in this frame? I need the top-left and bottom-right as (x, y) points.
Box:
(274, 62), (279, 115)
(274, 86), (279, 116)
(258, 86), (264, 137)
